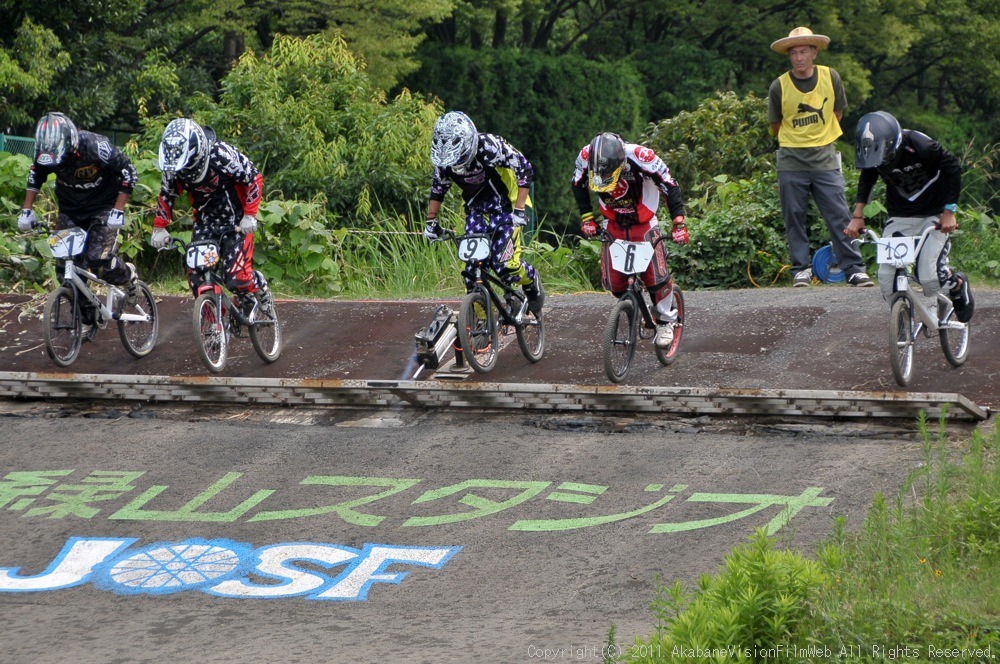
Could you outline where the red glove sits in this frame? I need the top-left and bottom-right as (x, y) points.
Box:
(671, 216), (689, 245)
(581, 212), (598, 237)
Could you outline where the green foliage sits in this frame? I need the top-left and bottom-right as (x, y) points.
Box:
(158, 33), (439, 221)
(631, 530), (826, 662)
(401, 46), (648, 229)
(0, 18), (70, 129)
(642, 92), (773, 202)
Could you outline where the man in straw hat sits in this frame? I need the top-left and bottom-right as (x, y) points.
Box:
(768, 27), (872, 288)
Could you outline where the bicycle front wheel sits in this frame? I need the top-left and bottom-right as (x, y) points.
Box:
(603, 297), (638, 384)
(889, 296), (915, 386)
(249, 291), (282, 363)
(44, 286), (82, 367)
(516, 308), (545, 363)
(938, 299), (970, 367)
(655, 285), (685, 367)
(193, 292), (228, 373)
(457, 290), (498, 373)
(117, 281), (159, 358)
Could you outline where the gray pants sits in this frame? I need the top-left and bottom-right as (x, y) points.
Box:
(878, 215), (951, 302)
(778, 169), (864, 275)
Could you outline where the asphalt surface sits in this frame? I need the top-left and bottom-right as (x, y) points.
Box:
(1, 285), (997, 409)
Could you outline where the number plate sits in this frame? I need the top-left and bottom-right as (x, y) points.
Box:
(48, 227), (87, 258)
(186, 243), (221, 269)
(457, 236), (491, 262)
(608, 240), (655, 275)
(876, 236), (918, 265)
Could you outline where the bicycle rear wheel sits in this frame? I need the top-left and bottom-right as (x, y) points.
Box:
(457, 290), (498, 373)
(938, 299), (969, 367)
(516, 308), (545, 363)
(193, 292), (228, 373)
(655, 285), (685, 366)
(889, 296), (915, 386)
(603, 297), (638, 384)
(117, 281), (158, 358)
(44, 286), (83, 367)
(249, 290), (282, 363)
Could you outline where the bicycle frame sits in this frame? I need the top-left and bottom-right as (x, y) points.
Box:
(603, 232), (666, 337)
(866, 227), (966, 336)
(184, 232), (256, 328)
(453, 232), (530, 328)
(54, 233), (150, 326)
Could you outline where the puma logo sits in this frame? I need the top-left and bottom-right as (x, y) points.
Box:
(796, 98), (827, 124)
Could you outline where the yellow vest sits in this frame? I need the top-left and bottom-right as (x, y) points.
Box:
(778, 66), (842, 148)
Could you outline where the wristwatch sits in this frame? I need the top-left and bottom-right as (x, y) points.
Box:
(944, 203), (958, 213)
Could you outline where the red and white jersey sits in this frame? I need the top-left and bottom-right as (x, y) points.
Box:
(571, 142), (684, 227)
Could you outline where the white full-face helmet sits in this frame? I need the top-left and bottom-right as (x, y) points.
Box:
(430, 111), (478, 172)
(158, 118), (211, 181)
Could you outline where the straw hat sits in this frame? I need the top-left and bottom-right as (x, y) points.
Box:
(771, 26), (831, 54)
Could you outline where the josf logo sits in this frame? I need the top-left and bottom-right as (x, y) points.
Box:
(0, 537), (461, 601)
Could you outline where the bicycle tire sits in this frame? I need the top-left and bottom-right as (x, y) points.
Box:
(43, 286), (82, 367)
(603, 297), (638, 384)
(457, 290), (498, 373)
(193, 292), (228, 373)
(515, 308), (545, 363)
(249, 291), (282, 363)
(938, 299), (970, 367)
(117, 281), (159, 359)
(888, 296), (915, 386)
(655, 285), (685, 366)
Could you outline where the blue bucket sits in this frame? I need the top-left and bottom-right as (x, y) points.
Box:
(812, 243), (845, 283)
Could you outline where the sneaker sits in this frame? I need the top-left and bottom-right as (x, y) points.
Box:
(654, 323), (674, 349)
(949, 272), (974, 323)
(793, 268), (812, 287)
(524, 274), (545, 315)
(81, 323), (97, 343)
(125, 262), (138, 285)
(847, 271), (874, 287)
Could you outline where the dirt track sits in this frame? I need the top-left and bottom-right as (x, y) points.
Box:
(0, 285), (997, 410)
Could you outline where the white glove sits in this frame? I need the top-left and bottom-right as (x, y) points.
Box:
(423, 219), (443, 241)
(107, 209), (125, 229)
(151, 227), (171, 249)
(239, 214), (258, 234)
(18, 209), (37, 231)
(512, 209), (528, 227)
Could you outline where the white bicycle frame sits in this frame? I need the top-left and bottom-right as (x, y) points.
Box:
(869, 226), (966, 337)
(49, 227), (151, 325)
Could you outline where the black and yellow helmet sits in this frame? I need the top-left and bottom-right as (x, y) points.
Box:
(588, 132), (626, 192)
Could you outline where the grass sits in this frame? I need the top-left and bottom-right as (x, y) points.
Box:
(621, 413), (1000, 662)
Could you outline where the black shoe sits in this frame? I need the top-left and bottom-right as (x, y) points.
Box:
(949, 272), (974, 323)
(524, 274), (545, 315)
(847, 271), (874, 287)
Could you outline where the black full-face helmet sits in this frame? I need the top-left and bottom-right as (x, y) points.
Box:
(158, 118), (211, 181)
(855, 111), (902, 168)
(34, 112), (79, 167)
(588, 132), (626, 192)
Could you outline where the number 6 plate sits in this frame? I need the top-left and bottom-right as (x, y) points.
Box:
(608, 240), (655, 275)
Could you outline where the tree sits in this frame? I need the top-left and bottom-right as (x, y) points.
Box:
(0, 18), (70, 131)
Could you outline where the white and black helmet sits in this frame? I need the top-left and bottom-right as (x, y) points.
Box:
(34, 112), (79, 167)
(158, 118), (211, 181)
(430, 111), (478, 171)
(855, 111), (902, 169)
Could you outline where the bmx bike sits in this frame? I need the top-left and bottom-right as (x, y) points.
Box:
(42, 226), (158, 367)
(439, 229), (544, 373)
(164, 231), (281, 373)
(863, 226), (969, 386)
(598, 230), (684, 383)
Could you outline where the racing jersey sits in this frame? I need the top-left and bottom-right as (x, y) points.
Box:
(154, 141), (263, 234)
(571, 143), (684, 227)
(856, 130), (961, 217)
(429, 133), (534, 212)
(26, 131), (137, 217)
